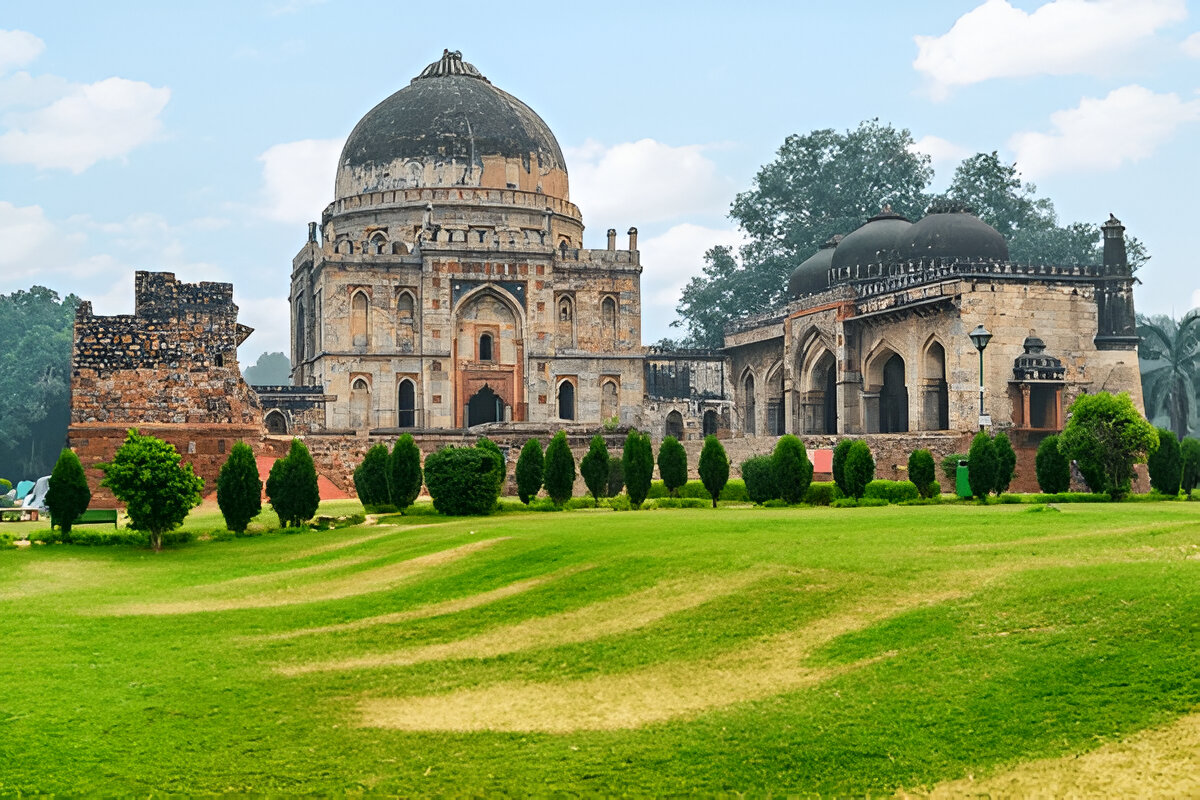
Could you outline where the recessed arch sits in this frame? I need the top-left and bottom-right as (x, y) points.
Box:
(556, 378), (576, 421)
(264, 409), (288, 435)
(350, 376), (371, 430)
(740, 367), (757, 436)
(370, 231), (388, 254)
(765, 360), (785, 435)
(396, 289), (415, 321)
(397, 378), (416, 428)
(665, 409), (684, 440)
(922, 337), (949, 430)
(600, 379), (619, 421)
(351, 290), (370, 348)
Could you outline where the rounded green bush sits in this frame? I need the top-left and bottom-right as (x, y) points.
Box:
(353, 444), (392, 510)
(771, 435), (813, 504)
(515, 438), (544, 505)
(843, 441), (875, 499)
(741, 455), (777, 504)
(476, 437), (507, 498)
(423, 445), (502, 516)
(656, 436), (688, 497)
(216, 441), (261, 533)
(388, 434), (423, 512)
(967, 431), (998, 499)
(1035, 434), (1071, 494)
(864, 479), (919, 504)
(907, 449), (936, 498)
(832, 439), (853, 496)
(803, 481), (837, 506)
(698, 435), (729, 508)
(581, 435), (611, 500)
(543, 431), (576, 506)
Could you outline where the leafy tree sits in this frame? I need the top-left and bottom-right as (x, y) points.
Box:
(388, 434), (423, 512)
(843, 441), (875, 499)
(99, 430), (203, 551)
(697, 435), (729, 508)
(476, 437), (507, 499)
(265, 438), (320, 527)
(674, 121), (933, 345)
(1137, 311), (1200, 440)
(907, 449), (937, 498)
(1035, 434), (1071, 494)
(740, 455), (778, 504)
(1146, 426), (1182, 496)
(656, 436), (688, 497)
(543, 431), (576, 506)
(515, 438), (544, 505)
(216, 441), (261, 533)
(831, 439), (853, 496)
(622, 430), (654, 509)
(993, 432), (1017, 494)
(941, 453), (967, 481)
(1059, 392), (1158, 500)
(771, 435), (813, 504)
(1180, 437), (1200, 499)
(423, 446), (501, 516)
(967, 431), (998, 499)
(45, 448), (90, 538)
(353, 444), (392, 510)
(242, 351), (291, 385)
(0, 287), (79, 485)
(580, 435), (611, 500)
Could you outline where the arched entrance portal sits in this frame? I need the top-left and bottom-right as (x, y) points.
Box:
(703, 409), (718, 436)
(397, 379), (415, 428)
(665, 410), (684, 439)
(880, 354), (908, 433)
(467, 385), (503, 426)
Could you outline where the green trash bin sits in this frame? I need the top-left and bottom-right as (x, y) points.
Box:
(955, 461), (972, 498)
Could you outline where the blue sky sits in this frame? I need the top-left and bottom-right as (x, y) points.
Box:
(2, 0), (1198, 360)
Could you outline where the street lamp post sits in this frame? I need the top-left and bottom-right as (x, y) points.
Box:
(969, 324), (992, 429)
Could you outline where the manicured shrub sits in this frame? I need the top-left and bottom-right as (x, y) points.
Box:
(353, 444), (392, 511)
(1181, 437), (1200, 498)
(803, 481), (837, 506)
(941, 453), (967, 481)
(741, 455), (778, 504)
(718, 480), (750, 502)
(265, 438), (321, 528)
(653, 497), (709, 509)
(605, 493), (632, 512)
(1146, 427), (1182, 496)
(423, 445), (502, 516)
(622, 429), (654, 509)
(647, 480), (669, 499)
(697, 435), (729, 508)
(580, 435), (611, 500)
(543, 431), (576, 507)
(864, 479), (919, 504)
(993, 432), (1017, 494)
(607, 458), (625, 497)
(907, 449), (936, 498)
(771, 435), (813, 504)
(515, 438), (544, 505)
(843, 440), (875, 499)
(388, 434), (423, 512)
(967, 431), (998, 499)
(832, 439), (853, 496)
(216, 441), (261, 533)
(1059, 391), (1158, 499)
(45, 448), (91, 539)
(99, 430), (204, 552)
(1035, 434), (1071, 494)
(656, 436), (688, 497)
(477, 437), (507, 499)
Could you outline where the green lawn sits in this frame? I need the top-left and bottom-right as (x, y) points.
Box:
(1, 500), (1197, 794)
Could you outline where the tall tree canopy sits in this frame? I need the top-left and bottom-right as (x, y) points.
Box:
(1138, 311), (1200, 440)
(0, 287), (79, 484)
(673, 127), (1149, 347)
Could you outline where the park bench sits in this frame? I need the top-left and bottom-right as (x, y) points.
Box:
(0, 508), (38, 522)
(74, 509), (119, 528)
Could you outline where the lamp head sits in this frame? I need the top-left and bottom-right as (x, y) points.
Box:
(969, 324), (992, 353)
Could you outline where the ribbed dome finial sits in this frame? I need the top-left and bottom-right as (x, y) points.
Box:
(414, 49), (488, 83)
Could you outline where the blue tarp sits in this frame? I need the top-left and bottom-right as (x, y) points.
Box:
(15, 480), (34, 500)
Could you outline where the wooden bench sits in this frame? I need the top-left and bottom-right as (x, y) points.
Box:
(0, 508), (38, 522)
(75, 509), (119, 528)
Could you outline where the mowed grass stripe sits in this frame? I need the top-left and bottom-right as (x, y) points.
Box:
(256, 564), (594, 641)
(278, 568), (771, 675)
(98, 538), (510, 615)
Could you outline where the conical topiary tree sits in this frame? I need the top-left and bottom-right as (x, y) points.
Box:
(697, 435), (729, 508)
(843, 440), (875, 499)
(388, 434), (423, 512)
(543, 431), (576, 506)
(832, 438), (853, 497)
(771, 434), (813, 504)
(967, 430), (998, 500)
(993, 432), (1017, 494)
(353, 444), (392, 511)
(622, 429), (654, 509)
(1147, 426), (1182, 496)
(515, 438), (544, 505)
(45, 448), (91, 539)
(907, 448), (937, 498)
(216, 441), (261, 533)
(1035, 434), (1070, 493)
(266, 438), (320, 527)
(656, 436), (688, 497)
(580, 435), (611, 501)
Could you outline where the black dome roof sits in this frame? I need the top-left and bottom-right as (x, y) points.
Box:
(337, 51), (565, 196)
(830, 207), (912, 271)
(901, 205), (1009, 262)
(789, 236), (841, 298)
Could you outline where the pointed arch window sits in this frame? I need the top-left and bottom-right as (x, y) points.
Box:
(557, 380), (576, 421)
(351, 291), (369, 348)
(478, 332), (494, 361)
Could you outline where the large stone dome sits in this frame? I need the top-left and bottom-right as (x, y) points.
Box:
(900, 205), (1009, 262)
(789, 235), (841, 298)
(830, 207), (912, 272)
(334, 50), (568, 201)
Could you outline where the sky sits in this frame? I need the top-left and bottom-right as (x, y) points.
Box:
(2, 0), (1199, 363)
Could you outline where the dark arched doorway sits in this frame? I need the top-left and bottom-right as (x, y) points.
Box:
(468, 384), (502, 426)
(743, 374), (756, 435)
(702, 409), (718, 436)
(880, 354), (908, 433)
(557, 381), (575, 420)
(397, 379), (415, 428)
(823, 363), (838, 434)
(264, 410), (288, 434)
(665, 410), (684, 439)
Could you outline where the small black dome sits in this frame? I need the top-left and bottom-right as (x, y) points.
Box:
(901, 205), (1009, 262)
(830, 207), (912, 272)
(336, 51), (565, 199)
(789, 236), (841, 298)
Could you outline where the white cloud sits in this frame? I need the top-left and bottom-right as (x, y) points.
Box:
(257, 137), (343, 224)
(0, 77), (170, 172)
(639, 223), (746, 342)
(909, 135), (970, 170)
(565, 138), (733, 226)
(235, 294), (291, 359)
(1008, 85), (1200, 177)
(0, 201), (59, 272)
(0, 29), (44, 74)
(914, 0), (1187, 98)
(1183, 31), (1200, 57)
